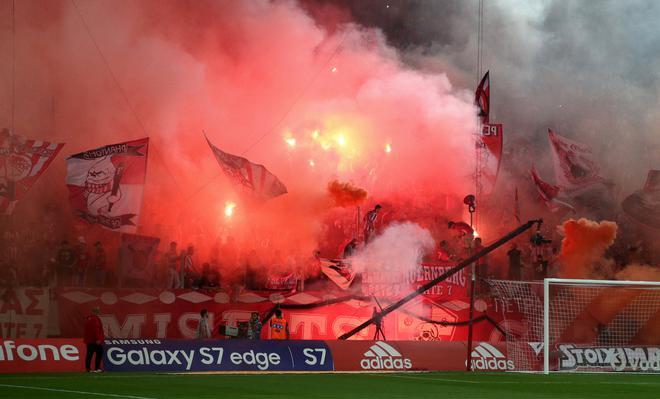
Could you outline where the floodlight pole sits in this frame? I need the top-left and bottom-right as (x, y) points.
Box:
(338, 219), (543, 341)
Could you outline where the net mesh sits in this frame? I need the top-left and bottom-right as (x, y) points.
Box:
(489, 279), (660, 373)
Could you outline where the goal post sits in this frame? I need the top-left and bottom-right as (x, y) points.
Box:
(489, 278), (660, 374)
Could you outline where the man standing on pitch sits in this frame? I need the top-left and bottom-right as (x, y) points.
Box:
(84, 306), (105, 372)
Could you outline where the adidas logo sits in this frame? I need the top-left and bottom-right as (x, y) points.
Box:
(360, 341), (412, 370)
(470, 343), (515, 371)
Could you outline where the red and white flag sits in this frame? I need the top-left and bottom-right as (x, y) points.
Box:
(320, 259), (356, 290)
(206, 135), (287, 200)
(66, 138), (148, 233)
(548, 129), (604, 195)
(0, 129), (64, 215)
(530, 165), (575, 212)
(475, 71), (490, 123)
(478, 123), (503, 194)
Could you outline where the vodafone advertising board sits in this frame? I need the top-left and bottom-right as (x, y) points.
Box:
(0, 339), (86, 373)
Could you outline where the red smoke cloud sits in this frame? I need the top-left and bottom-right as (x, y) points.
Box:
(1, 1), (476, 270)
(327, 180), (367, 207)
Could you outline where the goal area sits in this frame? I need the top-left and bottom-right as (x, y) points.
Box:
(488, 278), (660, 374)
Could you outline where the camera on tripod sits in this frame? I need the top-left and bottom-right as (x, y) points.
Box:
(530, 231), (552, 246)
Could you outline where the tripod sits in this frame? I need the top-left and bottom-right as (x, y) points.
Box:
(373, 307), (386, 340)
(371, 295), (386, 340)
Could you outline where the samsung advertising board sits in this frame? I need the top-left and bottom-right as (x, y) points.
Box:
(103, 339), (334, 372)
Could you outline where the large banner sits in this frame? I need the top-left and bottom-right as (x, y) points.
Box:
(0, 288), (50, 338)
(0, 339), (86, 373)
(56, 288), (513, 342)
(66, 138), (148, 233)
(362, 262), (468, 301)
(0, 129), (64, 214)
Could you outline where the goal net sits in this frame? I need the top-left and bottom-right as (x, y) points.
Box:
(488, 278), (660, 374)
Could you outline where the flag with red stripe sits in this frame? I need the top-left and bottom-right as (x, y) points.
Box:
(0, 129), (64, 215)
(205, 135), (287, 200)
(66, 138), (148, 233)
(530, 165), (575, 212)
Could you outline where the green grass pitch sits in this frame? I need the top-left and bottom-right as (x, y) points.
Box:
(0, 372), (658, 398)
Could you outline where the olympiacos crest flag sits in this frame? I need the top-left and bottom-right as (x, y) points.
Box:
(0, 129), (64, 215)
(66, 138), (148, 233)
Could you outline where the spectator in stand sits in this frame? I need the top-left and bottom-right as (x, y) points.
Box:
(84, 306), (105, 372)
(248, 312), (262, 340)
(181, 245), (196, 288)
(196, 309), (212, 339)
(436, 240), (453, 261)
(507, 243), (522, 280)
(343, 239), (358, 258)
(74, 238), (91, 287)
(364, 204), (382, 244)
(270, 309), (289, 340)
(534, 254), (548, 280)
(56, 240), (76, 286)
(199, 263), (221, 289)
(91, 241), (107, 287)
(165, 241), (180, 289)
(0, 261), (19, 288)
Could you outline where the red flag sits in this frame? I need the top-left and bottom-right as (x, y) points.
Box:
(530, 165), (574, 212)
(475, 71), (490, 123)
(0, 129), (64, 215)
(478, 123), (503, 194)
(548, 129), (604, 195)
(206, 136), (287, 200)
(66, 138), (148, 233)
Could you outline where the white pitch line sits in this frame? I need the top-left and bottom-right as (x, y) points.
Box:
(0, 383), (157, 399)
(380, 375), (660, 386)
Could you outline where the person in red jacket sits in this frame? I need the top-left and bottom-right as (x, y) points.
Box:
(84, 306), (105, 372)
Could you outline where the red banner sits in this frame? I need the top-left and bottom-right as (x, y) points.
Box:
(362, 262), (468, 301)
(0, 288), (50, 338)
(479, 123), (503, 195)
(66, 138), (148, 233)
(0, 130), (64, 214)
(55, 288), (519, 342)
(0, 339), (86, 373)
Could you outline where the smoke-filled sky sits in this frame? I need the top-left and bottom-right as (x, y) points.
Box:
(325, 0), (660, 190)
(1, 0), (658, 261)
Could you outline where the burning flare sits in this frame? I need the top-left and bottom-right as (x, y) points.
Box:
(224, 201), (237, 218)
